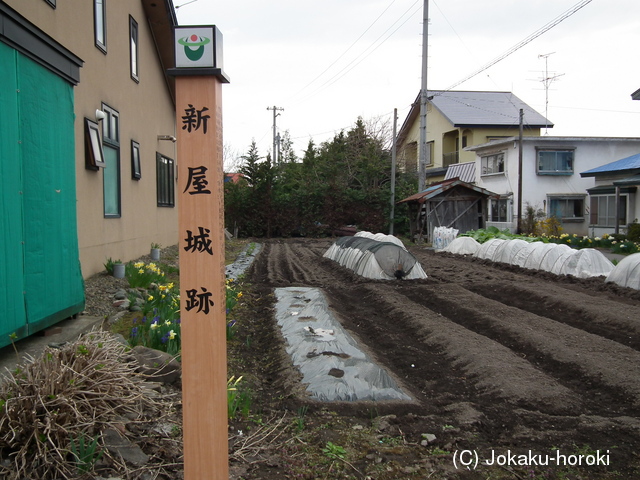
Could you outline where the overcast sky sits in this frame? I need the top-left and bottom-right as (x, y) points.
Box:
(175, 0), (640, 165)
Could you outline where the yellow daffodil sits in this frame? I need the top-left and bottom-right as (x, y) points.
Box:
(138, 269), (144, 274)
(150, 322), (159, 330)
(148, 295), (154, 301)
(168, 330), (176, 340)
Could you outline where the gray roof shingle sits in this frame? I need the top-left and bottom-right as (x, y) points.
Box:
(429, 90), (552, 128)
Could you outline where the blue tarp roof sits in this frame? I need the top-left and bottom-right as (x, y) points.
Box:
(581, 152), (640, 177)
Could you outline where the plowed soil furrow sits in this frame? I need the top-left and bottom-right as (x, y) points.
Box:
(245, 238), (640, 476)
(400, 283), (640, 415)
(355, 283), (581, 415)
(464, 281), (640, 351)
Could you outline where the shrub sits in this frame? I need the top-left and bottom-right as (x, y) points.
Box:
(627, 222), (640, 242)
(0, 332), (156, 479)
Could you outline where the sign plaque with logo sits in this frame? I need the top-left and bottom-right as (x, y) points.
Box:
(173, 25), (226, 73)
(168, 24), (229, 480)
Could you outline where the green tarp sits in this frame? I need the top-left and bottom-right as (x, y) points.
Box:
(0, 42), (84, 348)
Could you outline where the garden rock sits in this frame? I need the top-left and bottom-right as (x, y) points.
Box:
(114, 289), (128, 300)
(103, 428), (150, 467)
(420, 433), (437, 446)
(130, 346), (181, 385)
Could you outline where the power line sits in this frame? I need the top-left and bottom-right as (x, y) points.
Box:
(287, 0), (400, 103)
(443, 0), (592, 92)
(291, 0), (422, 106)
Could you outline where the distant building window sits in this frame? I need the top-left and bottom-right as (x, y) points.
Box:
(590, 194), (627, 227)
(95, 0), (107, 53)
(102, 104), (120, 217)
(548, 195), (585, 222)
(537, 149), (574, 175)
(130, 16), (139, 82)
(481, 152), (504, 176)
(489, 198), (509, 222)
(157, 154), (175, 207)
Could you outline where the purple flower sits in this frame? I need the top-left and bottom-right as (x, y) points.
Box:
(161, 332), (169, 344)
(141, 316), (147, 323)
(131, 327), (138, 337)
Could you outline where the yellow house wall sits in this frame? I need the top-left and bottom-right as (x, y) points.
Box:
(399, 102), (541, 176)
(6, 0), (178, 277)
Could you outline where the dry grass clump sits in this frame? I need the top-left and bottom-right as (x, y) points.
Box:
(0, 330), (156, 479)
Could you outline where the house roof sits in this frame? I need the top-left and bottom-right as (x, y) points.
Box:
(467, 136), (640, 152)
(429, 91), (552, 129)
(141, 0), (178, 102)
(397, 178), (498, 204)
(613, 175), (640, 186)
(397, 90), (551, 143)
(445, 162), (476, 183)
(580, 152), (640, 177)
(224, 173), (244, 183)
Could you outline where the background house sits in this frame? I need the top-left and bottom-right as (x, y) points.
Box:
(467, 136), (640, 236)
(396, 90), (551, 184)
(581, 152), (640, 237)
(0, 0), (178, 346)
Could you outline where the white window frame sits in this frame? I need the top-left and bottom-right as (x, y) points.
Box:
(481, 152), (505, 176)
(547, 195), (585, 223)
(589, 194), (628, 227)
(537, 148), (574, 175)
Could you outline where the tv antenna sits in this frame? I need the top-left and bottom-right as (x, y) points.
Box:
(538, 52), (564, 135)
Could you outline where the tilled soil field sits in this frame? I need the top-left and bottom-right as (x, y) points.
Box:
(235, 237), (640, 479)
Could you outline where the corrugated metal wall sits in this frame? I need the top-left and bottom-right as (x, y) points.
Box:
(0, 43), (84, 348)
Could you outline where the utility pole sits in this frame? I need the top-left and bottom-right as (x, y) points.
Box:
(517, 108), (524, 234)
(418, 0), (429, 192)
(390, 108), (398, 235)
(267, 106), (284, 163)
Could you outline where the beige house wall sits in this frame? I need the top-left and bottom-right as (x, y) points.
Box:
(6, 0), (178, 277)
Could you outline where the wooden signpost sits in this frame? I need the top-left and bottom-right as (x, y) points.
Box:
(168, 25), (230, 479)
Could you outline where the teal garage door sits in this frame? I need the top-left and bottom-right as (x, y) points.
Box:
(0, 42), (84, 348)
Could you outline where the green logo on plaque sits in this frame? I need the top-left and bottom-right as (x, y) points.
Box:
(178, 34), (211, 61)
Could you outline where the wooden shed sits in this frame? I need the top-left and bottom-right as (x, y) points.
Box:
(398, 178), (498, 243)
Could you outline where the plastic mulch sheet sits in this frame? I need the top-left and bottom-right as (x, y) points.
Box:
(274, 287), (412, 402)
(225, 243), (262, 280)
